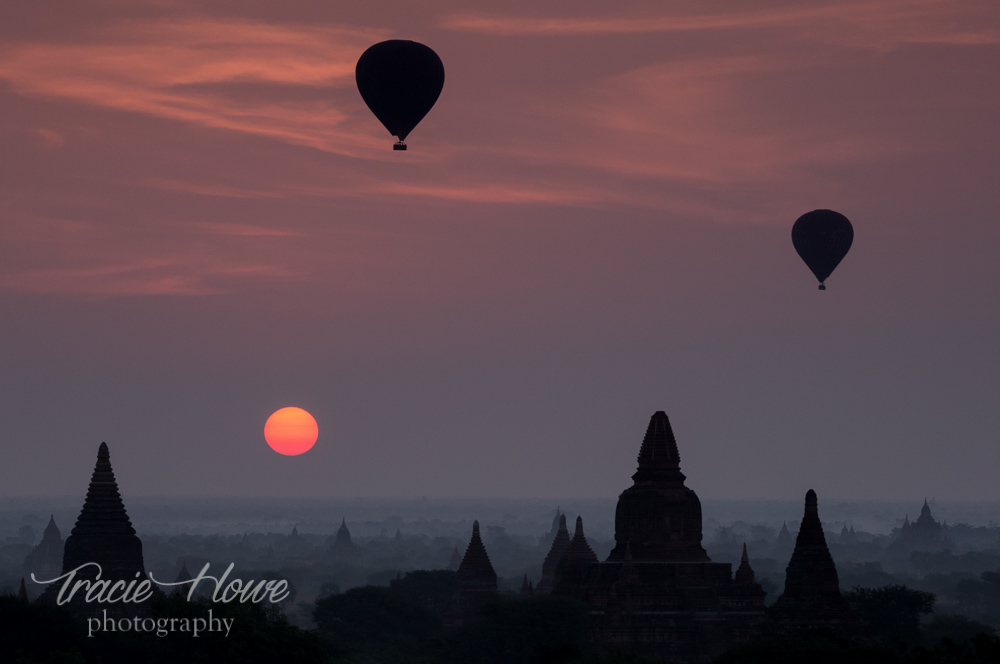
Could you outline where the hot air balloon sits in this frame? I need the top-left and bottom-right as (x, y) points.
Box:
(356, 40), (445, 150)
(791, 209), (854, 290)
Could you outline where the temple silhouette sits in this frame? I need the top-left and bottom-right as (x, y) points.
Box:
(768, 490), (862, 635)
(38, 442), (151, 614)
(887, 499), (950, 555)
(547, 411), (768, 661)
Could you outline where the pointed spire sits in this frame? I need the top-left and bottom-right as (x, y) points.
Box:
(457, 520), (497, 591)
(632, 411), (685, 482)
(18, 577), (28, 602)
(336, 518), (352, 544)
(43, 515), (60, 540)
(394, 528), (403, 541)
(172, 561), (192, 596)
(537, 514), (571, 595)
(776, 490), (846, 603)
(520, 573), (532, 598)
(771, 491), (859, 631)
(919, 498), (933, 521)
(448, 544), (462, 571)
(735, 543), (756, 585)
(570, 516), (597, 562)
(61, 442), (145, 579)
(553, 516), (598, 595)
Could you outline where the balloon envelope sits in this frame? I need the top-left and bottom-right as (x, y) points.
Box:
(356, 40), (445, 146)
(791, 209), (854, 289)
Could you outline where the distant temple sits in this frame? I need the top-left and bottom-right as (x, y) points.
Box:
(538, 508), (563, 552)
(535, 513), (570, 595)
(22, 515), (63, 581)
(769, 490), (860, 634)
(839, 525), (859, 545)
(888, 499), (949, 554)
(452, 520), (497, 623)
(447, 545), (462, 571)
(328, 518), (362, 564)
(552, 516), (598, 596)
(774, 521), (794, 556)
(550, 412), (767, 663)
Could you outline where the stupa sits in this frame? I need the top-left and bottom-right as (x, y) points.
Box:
(572, 412), (767, 663)
(328, 518), (361, 564)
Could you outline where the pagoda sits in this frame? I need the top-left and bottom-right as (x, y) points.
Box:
(328, 518), (362, 564)
(61, 443), (146, 581)
(573, 412), (767, 663)
(451, 520), (497, 623)
(769, 490), (861, 633)
(888, 499), (948, 554)
(22, 515), (63, 581)
(552, 516), (598, 595)
(535, 513), (571, 595)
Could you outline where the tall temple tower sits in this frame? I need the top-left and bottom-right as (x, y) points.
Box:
(452, 520), (497, 624)
(769, 490), (860, 633)
(61, 442), (147, 581)
(536, 513), (571, 595)
(573, 412), (766, 663)
(607, 412), (709, 562)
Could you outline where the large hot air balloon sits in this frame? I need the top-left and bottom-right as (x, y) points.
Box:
(356, 40), (445, 150)
(791, 209), (854, 290)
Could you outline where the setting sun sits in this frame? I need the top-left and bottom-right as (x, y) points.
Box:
(264, 407), (318, 456)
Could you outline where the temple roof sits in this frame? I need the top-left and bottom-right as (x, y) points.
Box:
(632, 411), (686, 483)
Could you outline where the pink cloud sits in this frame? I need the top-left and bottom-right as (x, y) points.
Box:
(441, 1), (1000, 50)
(0, 19), (391, 157)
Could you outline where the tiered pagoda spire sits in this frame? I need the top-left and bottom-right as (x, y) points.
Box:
(553, 516), (599, 595)
(452, 520), (498, 621)
(607, 412), (709, 562)
(536, 513), (571, 595)
(61, 443), (146, 580)
(734, 543), (756, 585)
(456, 521), (497, 594)
(770, 490), (858, 630)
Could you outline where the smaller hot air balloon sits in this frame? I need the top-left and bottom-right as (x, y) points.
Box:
(791, 209), (854, 290)
(356, 40), (445, 150)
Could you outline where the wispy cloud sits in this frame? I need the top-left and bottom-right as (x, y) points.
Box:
(0, 19), (390, 156)
(441, 0), (1000, 50)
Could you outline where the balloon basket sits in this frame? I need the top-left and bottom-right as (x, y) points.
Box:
(818, 284), (826, 290)
(393, 141), (407, 151)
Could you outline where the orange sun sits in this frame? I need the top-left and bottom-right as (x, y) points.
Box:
(264, 407), (318, 456)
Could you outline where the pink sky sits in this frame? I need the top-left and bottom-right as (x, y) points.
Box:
(1, 0), (998, 500)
